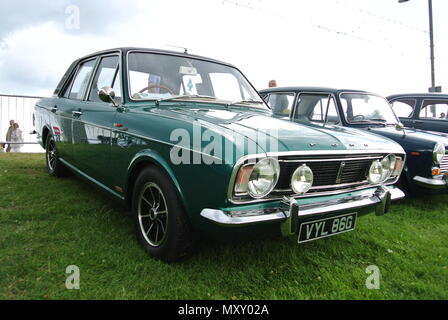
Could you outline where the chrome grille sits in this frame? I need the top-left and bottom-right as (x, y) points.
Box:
(440, 153), (448, 173)
(275, 154), (383, 193)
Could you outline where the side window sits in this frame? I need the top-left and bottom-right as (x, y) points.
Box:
(88, 56), (119, 102)
(61, 70), (76, 99)
(419, 100), (448, 120)
(294, 93), (339, 124)
(68, 59), (96, 100)
(391, 99), (416, 118)
(310, 96), (340, 124)
(267, 93), (295, 116)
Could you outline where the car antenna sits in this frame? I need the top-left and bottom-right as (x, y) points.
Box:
(166, 44), (188, 54)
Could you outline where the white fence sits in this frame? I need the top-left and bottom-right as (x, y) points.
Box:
(0, 94), (45, 153)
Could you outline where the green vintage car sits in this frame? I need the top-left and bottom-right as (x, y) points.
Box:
(35, 48), (406, 261)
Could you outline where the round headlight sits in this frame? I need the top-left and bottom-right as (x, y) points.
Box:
(247, 158), (280, 198)
(380, 154), (397, 182)
(433, 142), (445, 164)
(368, 160), (383, 185)
(291, 164), (314, 194)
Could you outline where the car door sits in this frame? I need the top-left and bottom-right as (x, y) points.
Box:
(389, 98), (417, 128)
(413, 99), (448, 133)
(72, 54), (121, 188)
(48, 69), (78, 163)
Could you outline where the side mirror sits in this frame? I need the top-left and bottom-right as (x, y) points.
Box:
(98, 87), (118, 107)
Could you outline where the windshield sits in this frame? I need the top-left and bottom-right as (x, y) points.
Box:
(340, 93), (399, 125)
(127, 52), (267, 109)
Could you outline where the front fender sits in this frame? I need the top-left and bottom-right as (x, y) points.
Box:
(125, 149), (187, 210)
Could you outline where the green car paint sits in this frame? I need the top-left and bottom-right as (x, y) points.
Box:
(35, 48), (405, 242)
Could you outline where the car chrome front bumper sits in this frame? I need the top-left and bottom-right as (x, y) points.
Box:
(200, 186), (404, 234)
(413, 175), (448, 189)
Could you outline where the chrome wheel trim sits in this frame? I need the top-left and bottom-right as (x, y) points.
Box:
(138, 182), (168, 247)
(46, 138), (57, 171)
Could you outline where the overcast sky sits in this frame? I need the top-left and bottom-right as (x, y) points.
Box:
(0, 0), (447, 97)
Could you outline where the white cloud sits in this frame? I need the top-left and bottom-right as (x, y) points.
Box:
(0, 0), (447, 96)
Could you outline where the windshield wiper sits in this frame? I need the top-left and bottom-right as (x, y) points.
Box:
(226, 99), (264, 107)
(350, 120), (387, 126)
(369, 118), (398, 126)
(155, 94), (217, 106)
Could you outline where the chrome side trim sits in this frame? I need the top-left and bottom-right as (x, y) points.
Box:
(413, 176), (448, 188)
(56, 114), (223, 163)
(59, 158), (125, 200)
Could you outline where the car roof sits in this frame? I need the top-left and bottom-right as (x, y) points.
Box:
(259, 86), (370, 95)
(74, 47), (236, 68)
(387, 93), (448, 100)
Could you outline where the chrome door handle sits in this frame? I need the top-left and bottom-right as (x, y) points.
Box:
(72, 111), (83, 117)
(51, 106), (58, 113)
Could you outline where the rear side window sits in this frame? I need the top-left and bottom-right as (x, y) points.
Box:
(419, 99), (448, 120)
(294, 93), (339, 124)
(309, 96), (339, 124)
(88, 56), (120, 102)
(267, 93), (295, 116)
(67, 59), (96, 100)
(390, 99), (416, 118)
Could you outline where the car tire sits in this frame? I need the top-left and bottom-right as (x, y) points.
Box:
(132, 166), (195, 262)
(45, 134), (68, 177)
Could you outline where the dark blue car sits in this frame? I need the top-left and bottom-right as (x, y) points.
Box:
(259, 87), (448, 194)
(387, 93), (448, 134)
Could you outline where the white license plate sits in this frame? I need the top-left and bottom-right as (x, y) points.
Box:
(298, 212), (357, 243)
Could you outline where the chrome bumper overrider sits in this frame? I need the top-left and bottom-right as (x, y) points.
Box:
(200, 186), (404, 235)
(413, 175), (448, 189)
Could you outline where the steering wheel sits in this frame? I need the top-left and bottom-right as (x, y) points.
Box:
(352, 114), (366, 121)
(139, 84), (174, 95)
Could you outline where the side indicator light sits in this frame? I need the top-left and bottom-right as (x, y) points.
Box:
(432, 167), (440, 176)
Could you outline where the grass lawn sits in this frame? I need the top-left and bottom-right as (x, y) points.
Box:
(0, 152), (447, 300)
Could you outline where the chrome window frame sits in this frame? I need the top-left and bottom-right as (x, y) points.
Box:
(291, 91), (342, 125)
(125, 49), (268, 109)
(63, 57), (98, 101)
(85, 53), (122, 104)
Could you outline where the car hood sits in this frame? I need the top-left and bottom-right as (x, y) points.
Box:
(366, 126), (448, 151)
(148, 105), (403, 154)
